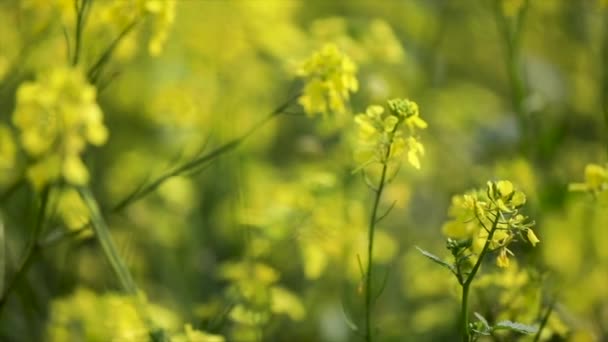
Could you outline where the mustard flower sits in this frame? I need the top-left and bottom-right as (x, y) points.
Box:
(297, 43), (358, 117)
(442, 180), (539, 268)
(354, 98), (427, 170)
(12, 66), (108, 189)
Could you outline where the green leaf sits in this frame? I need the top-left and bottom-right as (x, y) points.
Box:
(415, 246), (456, 274)
(493, 320), (539, 335)
(340, 302), (359, 331)
(474, 312), (490, 330)
(471, 312), (492, 336)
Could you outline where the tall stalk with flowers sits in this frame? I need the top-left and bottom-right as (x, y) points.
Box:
(353, 99), (427, 342)
(418, 180), (541, 342)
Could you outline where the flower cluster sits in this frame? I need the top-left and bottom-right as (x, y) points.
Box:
(354, 98), (427, 170)
(296, 43), (358, 117)
(12, 66), (108, 189)
(442, 180), (539, 268)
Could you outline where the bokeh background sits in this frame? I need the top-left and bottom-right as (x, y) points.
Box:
(1, 0), (607, 341)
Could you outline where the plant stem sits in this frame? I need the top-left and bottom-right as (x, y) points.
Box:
(0, 186), (50, 312)
(600, 9), (608, 153)
(460, 210), (500, 342)
(79, 186), (165, 339)
(72, 0), (88, 66)
(364, 141), (396, 342)
(532, 297), (556, 342)
(492, 0), (530, 155)
(112, 93), (298, 212)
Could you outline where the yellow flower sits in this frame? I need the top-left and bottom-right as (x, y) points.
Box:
(12, 66), (108, 189)
(297, 44), (358, 117)
(56, 188), (90, 231)
(527, 228), (540, 247)
(353, 99), (426, 171)
(496, 248), (510, 268)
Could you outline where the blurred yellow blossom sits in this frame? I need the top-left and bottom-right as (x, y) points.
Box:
(12, 66), (107, 188)
(144, 0), (177, 56)
(56, 188), (90, 231)
(569, 163), (608, 193)
(172, 324), (225, 342)
(297, 43), (358, 117)
(46, 287), (181, 341)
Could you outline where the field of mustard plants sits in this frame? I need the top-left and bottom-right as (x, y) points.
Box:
(0, 1), (607, 341)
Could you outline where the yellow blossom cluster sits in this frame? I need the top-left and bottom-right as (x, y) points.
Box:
(442, 180), (539, 268)
(12, 66), (108, 189)
(297, 43), (358, 117)
(354, 98), (427, 170)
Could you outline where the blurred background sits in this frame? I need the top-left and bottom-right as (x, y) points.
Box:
(1, 0), (607, 341)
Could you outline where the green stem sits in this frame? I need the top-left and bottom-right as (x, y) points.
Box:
(532, 297), (556, 342)
(78, 187), (165, 339)
(0, 186), (50, 312)
(72, 0), (88, 66)
(493, 0), (530, 155)
(112, 93), (298, 213)
(460, 210), (500, 342)
(600, 9), (608, 153)
(364, 130), (399, 342)
(79, 187), (137, 294)
(461, 285), (470, 342)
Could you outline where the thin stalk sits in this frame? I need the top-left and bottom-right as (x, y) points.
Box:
(112, 93), (298, 212)
(492, 0), (530, 155)
(78, 187), (165, 340)
(600, 9), (608, 153)
(79, 186), (137, 294)
(72, 0), (88, 66)
(87, 19), (139, 84)
(460, 210), (500, 342)
(0, 186), (50, 312)
(364, 130), (398, 342)
(532, 298), (556, 342)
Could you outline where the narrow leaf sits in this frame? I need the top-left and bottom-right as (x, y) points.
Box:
(415, 246), (456, 273)
(474, 312), (490, 330)
(494, 320), (539, 335)
(340, 302), (359, 331)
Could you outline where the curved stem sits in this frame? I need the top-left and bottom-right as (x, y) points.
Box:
(79, 187), (165, 339)
(112, 93), (298, 212)
(460, 210), (500, 342)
